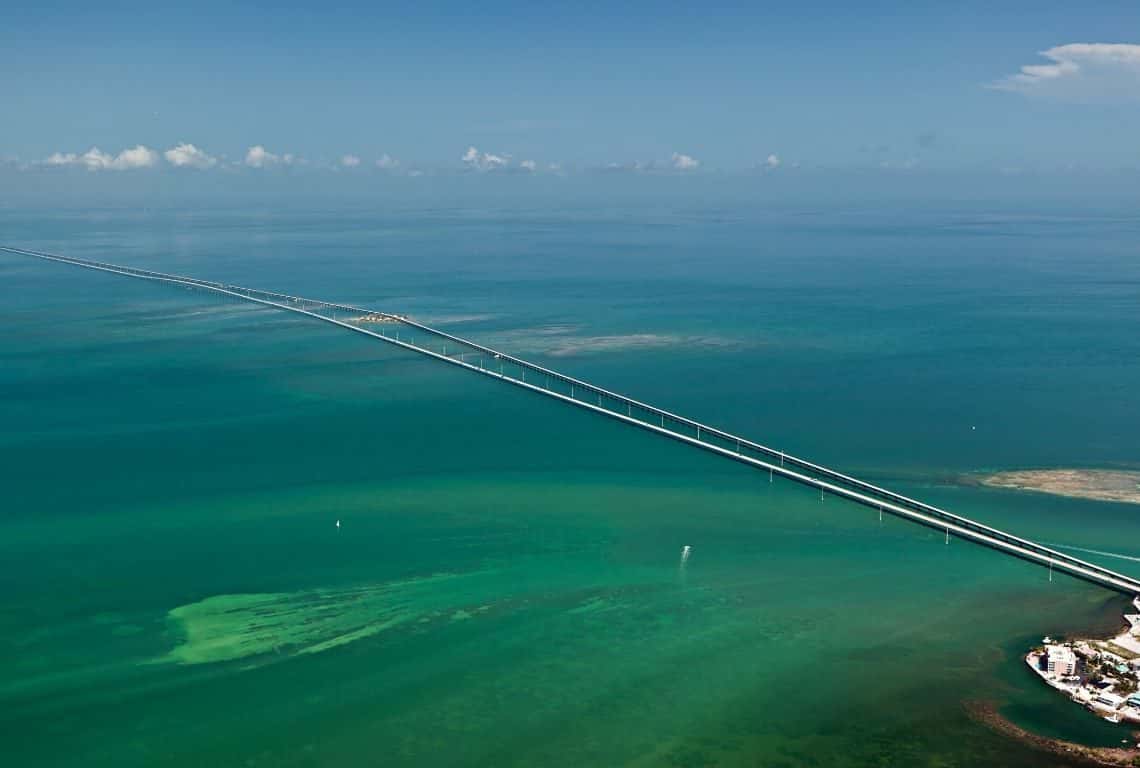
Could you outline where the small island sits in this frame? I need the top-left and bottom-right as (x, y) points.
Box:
(351, 312), (406, 324)
(1028, 597), (1140, 725)
(980, 469), (1140, 506)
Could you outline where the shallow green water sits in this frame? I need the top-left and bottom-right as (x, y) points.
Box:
(2, 204), (1139, 766)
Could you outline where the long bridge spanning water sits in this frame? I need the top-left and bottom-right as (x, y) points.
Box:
(6, 243), (1139, 596)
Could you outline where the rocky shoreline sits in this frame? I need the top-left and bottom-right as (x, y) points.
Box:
(966, 700), (1140, 767)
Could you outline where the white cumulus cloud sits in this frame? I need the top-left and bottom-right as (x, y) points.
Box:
(765, 153), (781, 168)
(990, 43), (1140, 102)
(671, 152), (699, 170)
(45, 152), (78, 166)
(601, 161), (646, 173)
(519, 159), (537, 172)
(45, 145), (159, 171)
(245, 145), (282, 168)
(462, 146), (509, 171)
(341, 154), (361, 168)
(164, 142), (217, 169)
(107, 145), (159, 170)
(376, 153), (399, 170)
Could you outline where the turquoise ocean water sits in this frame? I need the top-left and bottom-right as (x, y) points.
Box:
(2, 202), (1139, 766)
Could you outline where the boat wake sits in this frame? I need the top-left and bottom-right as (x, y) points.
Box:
(1045, 543), (1140, 564)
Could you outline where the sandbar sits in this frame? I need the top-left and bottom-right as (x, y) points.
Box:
(978, 470), (1140, 505)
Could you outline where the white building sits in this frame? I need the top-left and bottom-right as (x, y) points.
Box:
(1047, 645), (1078, 678)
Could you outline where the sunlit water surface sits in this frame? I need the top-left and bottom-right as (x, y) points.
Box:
(2, 204), (1139, 766)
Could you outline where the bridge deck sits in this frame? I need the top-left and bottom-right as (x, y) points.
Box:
(5, 244), (1138, 596)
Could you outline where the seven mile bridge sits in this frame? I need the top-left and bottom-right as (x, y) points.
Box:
(5, 243), (1139, 597)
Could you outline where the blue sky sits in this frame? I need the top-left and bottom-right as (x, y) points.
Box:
(2, 1), (1139, 182)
